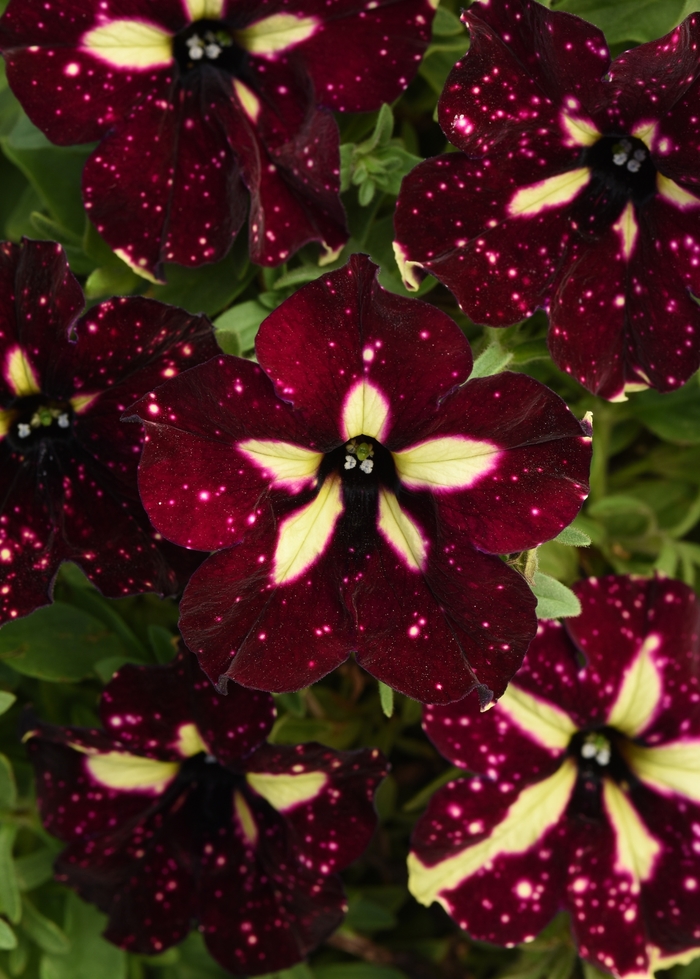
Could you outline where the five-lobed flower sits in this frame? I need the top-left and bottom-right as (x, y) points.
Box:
(128, 254), (592, 705)
(0, 0), (437, 281)
(394, 0), (700, 401)
(0, 238), (219, 625)
(410, 575), (700, 979)
(24, 651), (387, 974)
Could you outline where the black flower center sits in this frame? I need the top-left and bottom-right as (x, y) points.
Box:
(173, 19), (248, 77)
(580, 133), (657, 208)
(320, 436), (400, 516)
(170, 751), (242, 830)
(566, 726), (637, 822)
(5, 395), (74, 454)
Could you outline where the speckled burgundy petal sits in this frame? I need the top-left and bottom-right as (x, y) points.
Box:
(457, 0), (610, 141)
(0, 1), (179, 145)
(162, 74), (248, 269)
(411, 774), (568, 943)
(288, 0), (434, 112)
(256, 254), (473, 447)
(564, 576), (700, 742)
(246, 742), (387, 874)
(179, 512), (355, 694)
(350, 495), (536, 705)
(393, 152), (577, 327)
(423, 652), (566, 785)
(129, 356), (318, 552)
(82, 94), (178, 282)
(426, 373), (591, 553)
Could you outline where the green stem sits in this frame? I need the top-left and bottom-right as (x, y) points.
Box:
(589, 409), (612, 504)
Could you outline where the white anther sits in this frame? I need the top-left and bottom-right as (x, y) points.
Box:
(189, 45), (204, 60)
(581, 742), (597, 759)
(612, 151), (628, 166)
(345, 442), (356, 454)
(344, 455), (357, 470)
(17, 423), (31, 439)
(626, 159), (641, 173)
(633, 148), (646, 161)
(596, 747), (611, 766)
(57, 413), (70, 428)
(359, 458), (374, 474)
(204, 43), (222, 59)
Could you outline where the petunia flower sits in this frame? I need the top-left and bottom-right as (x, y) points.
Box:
(0, 237), (219, 625)
(127, 254), (591, 705)
(394, 0), (700, 401)
(410, 575), (700, 978)
(0, 0), (436, 281)
(24, 651), (387, 974)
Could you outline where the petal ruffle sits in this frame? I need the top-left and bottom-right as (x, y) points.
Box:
(256, 254), (473, 447)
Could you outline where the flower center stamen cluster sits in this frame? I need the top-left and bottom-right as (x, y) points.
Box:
(582, 132), (657, 206)
(173, 19), (247, 78)
(6, 394), (74, 453)
(344, 438), (375, 474)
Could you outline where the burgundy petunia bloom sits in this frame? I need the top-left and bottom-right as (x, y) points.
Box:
(410, 575), (700, 978)
(0, 238), (219, 625)
(394, 0), (700, 401)
(25, 652), (386, 974)
(0, 0), (436, 281)
(128, 254), (591, 705)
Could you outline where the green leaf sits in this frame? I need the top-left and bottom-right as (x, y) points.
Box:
(552, 526), (591, 547)
(314, 965), (407, 979)
(84, 263), (141, 300)
(344, 895), (397, 932)
(147, 625), (178, 665)
(19, 897), (70, 956)
(214, 299), (269, 356)
(552, 0), (687, 44)
(531, 572), (582, 620)
(0, 919), (16, 951)
(149, 237), (254, 317)
(0, 825), (20, 924)
(628, 378), (700, 444)
(39, 894), (125, 979)
(1, 112), (92, 238)
(403, 766), (465, 812)
(378, 681), (394, 718)
(14, 850), (56, 893)
(0, 693), (15, 717)
(470, 343), (514, 379)
(0, 602), (127, 682)
(0, 754), (17, 811)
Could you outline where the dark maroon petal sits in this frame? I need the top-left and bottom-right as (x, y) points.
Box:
(161, 75), (248, 269)
(564, 816), (651, 977)
(632, 783), (700, 962)
(456, 0), (610, 147)
(566, 576), (700, 742)
(256, 254), (473, 446)
(199, 822), (346, 977)
(290, 0), (434, 113)
(0, 240), (84, 400)
(423, 659), (566, 785)
(394, 153), (578, 327)
(0, 456), (57, 622)
(627, 197), (700, 393)
(130, 356), (317, 552)
(246, 742), (386, 874)
(82, 93), (179, 282)
(179, 517), (354, 694)
(351, 497), (536, 704)
(0, 0), (180, 145)
(651, 70), (700, 191)
(603, 14), (700, 132)
(411, 775), (567, 943)
(26, 733), (160, 843)
(426, 373), (590, 553)
(223, 95), (347, 267)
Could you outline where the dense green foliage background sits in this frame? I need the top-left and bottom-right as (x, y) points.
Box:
(2, 1), (700, 977)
